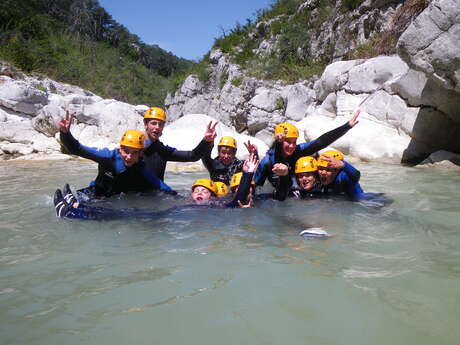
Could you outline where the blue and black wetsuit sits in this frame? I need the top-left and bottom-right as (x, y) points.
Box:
(60, 131), (173, 198)
(143, 138), (212, 181)
(320, 161), (363, 201)
(254, 122), (353, 188)
(54, 172), (255, 220)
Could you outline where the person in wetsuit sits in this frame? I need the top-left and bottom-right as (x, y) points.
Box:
(57, 111), (173, 199)
(201, 136), (258, 185)
(275, 156), (323, 201)
(316, 150), (364, 201)
(254, 110), (361, 189)
(53, 154), (259, 220)
(142, 107), (217, 180)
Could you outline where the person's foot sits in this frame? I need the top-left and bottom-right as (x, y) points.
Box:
(54, 189), (69, 218)
(63, 183), (77, 205)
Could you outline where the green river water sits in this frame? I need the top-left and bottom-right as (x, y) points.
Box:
(0, 160), (459, 345)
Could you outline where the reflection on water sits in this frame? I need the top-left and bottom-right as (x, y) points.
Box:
(0, 160), (459, 345)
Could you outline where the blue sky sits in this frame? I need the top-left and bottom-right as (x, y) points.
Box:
(98, 0), (273, 61)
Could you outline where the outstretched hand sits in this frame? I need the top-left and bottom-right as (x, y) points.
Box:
(57, 110), (75, 133)
(243, 153), (259, 173)
(320, 155), (344, 170)
(203, 121), (218, 142)
(244, 140), (258, 155)
(238, 198), (254, 209)
(348, 109), (360, 127)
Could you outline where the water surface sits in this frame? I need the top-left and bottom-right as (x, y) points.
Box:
(1, 160), (459, 345)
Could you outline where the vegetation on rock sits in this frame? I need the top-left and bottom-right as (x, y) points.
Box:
(0, 0), (194, 106)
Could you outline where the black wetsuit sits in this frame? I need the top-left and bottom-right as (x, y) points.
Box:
(201, 155), (244, 185)
(143, 138), (212, 180)
(55, 172), (255, 220)
(60, 131), (173, 198)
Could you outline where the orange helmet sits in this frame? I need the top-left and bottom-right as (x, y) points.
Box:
(295, 156), (318, 173)
(218, 136), (237, 149)
(191, 179), (218, 196)
(120, 130), (145, 149)
(274, 123), (299, 139)
(144, 107), (166, 121)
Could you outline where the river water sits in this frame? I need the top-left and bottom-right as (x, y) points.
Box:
(0, 160), (459, 345)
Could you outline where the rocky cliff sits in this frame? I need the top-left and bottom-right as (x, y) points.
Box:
(165, 0), (460, 166)
(0, 0), (458, 167)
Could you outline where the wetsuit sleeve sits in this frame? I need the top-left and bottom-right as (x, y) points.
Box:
(273, 175), (292, 201)
(254, 154), (271, 186)
(297, 122), (352, 155)
(201, 145), (214, 173)
(146, 140), (212, 162)
(347, 182), (364, 201)
(335, 170), (364, 201)
(139, 168), (176, 194)
(60, 131), (113, 163)
(342, 161), (361, 183)
(225, 171), (254, 208)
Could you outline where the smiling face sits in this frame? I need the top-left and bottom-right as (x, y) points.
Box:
(191, 186), (212, 204)
(281, 138), (297, 158)
(318, 166), (339, 186)
(144, 118), (165, 141)
(296, 172), (317, 191)
(119, 146), (142, 167)
(218, 146), (236, 166)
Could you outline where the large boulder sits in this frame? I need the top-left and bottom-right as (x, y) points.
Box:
(396, 0), (460, 164)
(297, 113), (411, 163)
(397, 0), (460, 92)
(0, 77), (48, 115)
(161, 114), (269, 160)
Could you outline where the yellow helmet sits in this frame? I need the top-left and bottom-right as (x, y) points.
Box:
(120, 130), (145, 149)
(144, 107), (166, 121)
(214, 181), (229, 197)
(230, 172), (255, 192)
(218, 136), (237, 149)
(192, 179), (218, 196)
(274, 123), (299, 139)
(317, 150), (344, 167)
(295, 156), (318, 173)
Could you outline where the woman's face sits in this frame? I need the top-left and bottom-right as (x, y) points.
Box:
(191, 186), (212, 204)
(282, 138), (297, 157)
(296, 172), (317, 191)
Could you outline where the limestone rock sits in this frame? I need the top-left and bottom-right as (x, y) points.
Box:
(161, 114), (268, 160)
(315, 59), (364, 101)
(0, 78), (48, 115)
(344, 55), (409, 94)
(397, 0), (460, 92)
(297, 114), (411, 163)
(281, 83), (316, 121)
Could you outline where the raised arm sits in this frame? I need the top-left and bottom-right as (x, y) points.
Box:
(226, 153), (258, 208)
(298, 110), (360, 155)
(58, 111), (113, 163)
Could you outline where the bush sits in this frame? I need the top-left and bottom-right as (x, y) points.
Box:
(231, 76), (244, 87)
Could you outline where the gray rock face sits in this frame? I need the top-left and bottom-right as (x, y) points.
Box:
(396, 0), (460, 164)
(166, 48), (459, 166)
(0, 77), (48, 115)
(397, 0), (460, 92)
(0, 66), (146, 160)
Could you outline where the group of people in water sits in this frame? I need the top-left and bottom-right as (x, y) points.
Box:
(54, 106), (384, 221)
